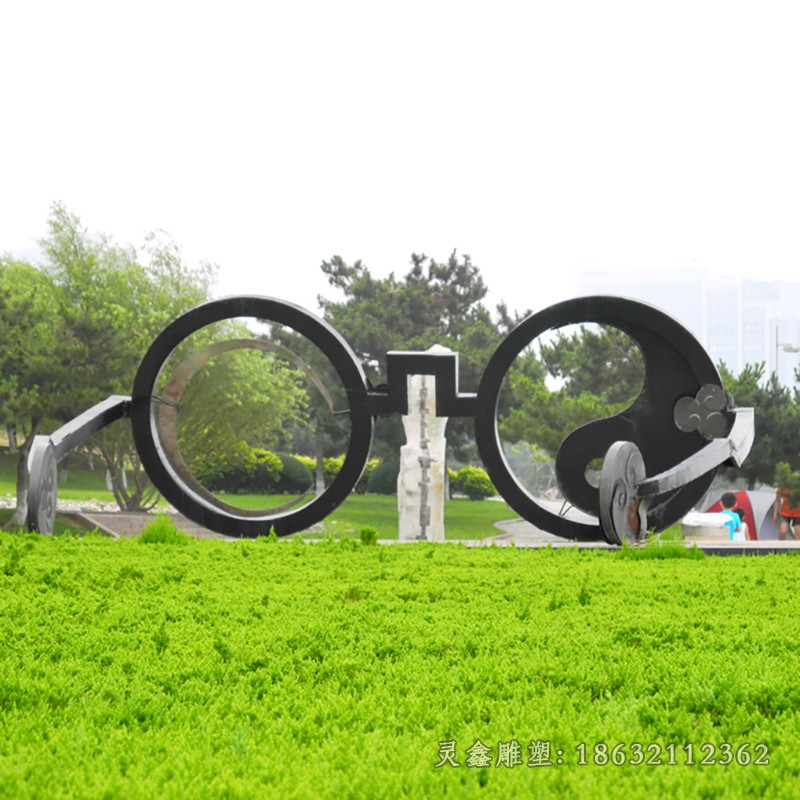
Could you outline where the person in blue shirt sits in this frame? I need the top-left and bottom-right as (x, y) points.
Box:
(720, 492), (747, 541)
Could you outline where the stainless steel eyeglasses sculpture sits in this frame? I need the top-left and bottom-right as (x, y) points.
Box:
(26, 295), (754, 545)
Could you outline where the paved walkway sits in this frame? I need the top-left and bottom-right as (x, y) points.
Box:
(72, 505), (800, 555)
(76, 511), (234, 540)
(487, 517), (610, 548)
(488, 517), (800, 554)
(76, 509), (575, 544)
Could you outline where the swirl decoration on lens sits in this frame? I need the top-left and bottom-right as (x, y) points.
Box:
(474, 297), (753, 543)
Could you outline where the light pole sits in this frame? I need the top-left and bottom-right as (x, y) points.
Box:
(776, 325), (800, 383)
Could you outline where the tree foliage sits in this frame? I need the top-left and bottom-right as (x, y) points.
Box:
(265, 321), (356, 494)
(176, 348), (309, 489)
(317, 251), (521, 459)
(3, 203), (217, 516)
(499, 325), (643, 458)
(499, 372), (633, 457)
(318, 251), (514, 383)
(0, 259), (63, 526)
(0, 260), (61, 426)
(539, 324), (644, 405)
(774, 461), (800, 507)
(42, 204), (215, 416)
(42, 204), (217, 511)
(718, 362), (800, 489)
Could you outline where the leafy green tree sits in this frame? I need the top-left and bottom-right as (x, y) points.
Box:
(318, 251), (511, 381)
(539, 324), (644, 405)
(317, 251), (521, 460)
(498, 325), (643, 459)
(42, 204), (215, 415)
(176, 347), (309, 489)
(499, 371), (630, 456)
(774, 462), (800, 507)
(265, 322), (356, 495)
(718, 362), (800, 489)
(0, 259), (62, 527)
(6, 203), (217, 512)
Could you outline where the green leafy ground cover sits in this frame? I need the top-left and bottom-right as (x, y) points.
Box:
(0, 534), (798, 799)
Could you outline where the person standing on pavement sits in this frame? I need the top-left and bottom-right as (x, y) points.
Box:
(772, 486), (800, 540)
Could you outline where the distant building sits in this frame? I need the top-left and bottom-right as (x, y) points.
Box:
(577, 270), (800, 386)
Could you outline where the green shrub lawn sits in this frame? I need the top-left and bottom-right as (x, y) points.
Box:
(0, 532), (797, 798)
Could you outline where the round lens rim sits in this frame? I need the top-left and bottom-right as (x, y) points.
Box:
(474, 296), (722, 541)
(130, 296), (373, 537)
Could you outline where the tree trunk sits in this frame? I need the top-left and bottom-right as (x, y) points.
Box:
(6, 425), (17, 451)
(315, 420), (325, 496)
(5, 416), (43, 529)
(97, 434), (158, 511)
(129, 450), (159, 511)
(97, 436), (128, 511)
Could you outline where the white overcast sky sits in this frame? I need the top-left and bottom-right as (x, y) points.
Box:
(2, 1), (799, 318)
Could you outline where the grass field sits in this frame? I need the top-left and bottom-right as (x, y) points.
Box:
(0, 451), (114, 503)
(0, 531), (798, 798)
(302, 494), (518, 540)
(0, 496), (516, 541)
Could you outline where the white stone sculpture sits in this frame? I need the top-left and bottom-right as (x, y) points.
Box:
(397, 346), (450, 541)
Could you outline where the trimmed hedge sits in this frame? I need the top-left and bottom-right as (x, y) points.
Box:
(355, 458), (380, 494)
(323, 456), (344, 487)
(200, 446), (282, 493)
(197, 448), (317, 495)
(367, 457), (400, 495)
(275, 453), (314, 494)
(451, 464), (496, 501)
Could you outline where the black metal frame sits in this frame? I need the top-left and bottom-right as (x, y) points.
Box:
(129, 296), (373, 537)
(473, 296), (737, 541)
(27, 395), (131, 533)
(28, 294), (754, 543)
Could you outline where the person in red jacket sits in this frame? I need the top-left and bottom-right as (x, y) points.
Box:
(772, 487), (800, 540)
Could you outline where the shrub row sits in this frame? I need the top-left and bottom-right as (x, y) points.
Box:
(197, 448), (313, 494)
(195, 446), (495, 500)
(293, 455), (385, 494)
